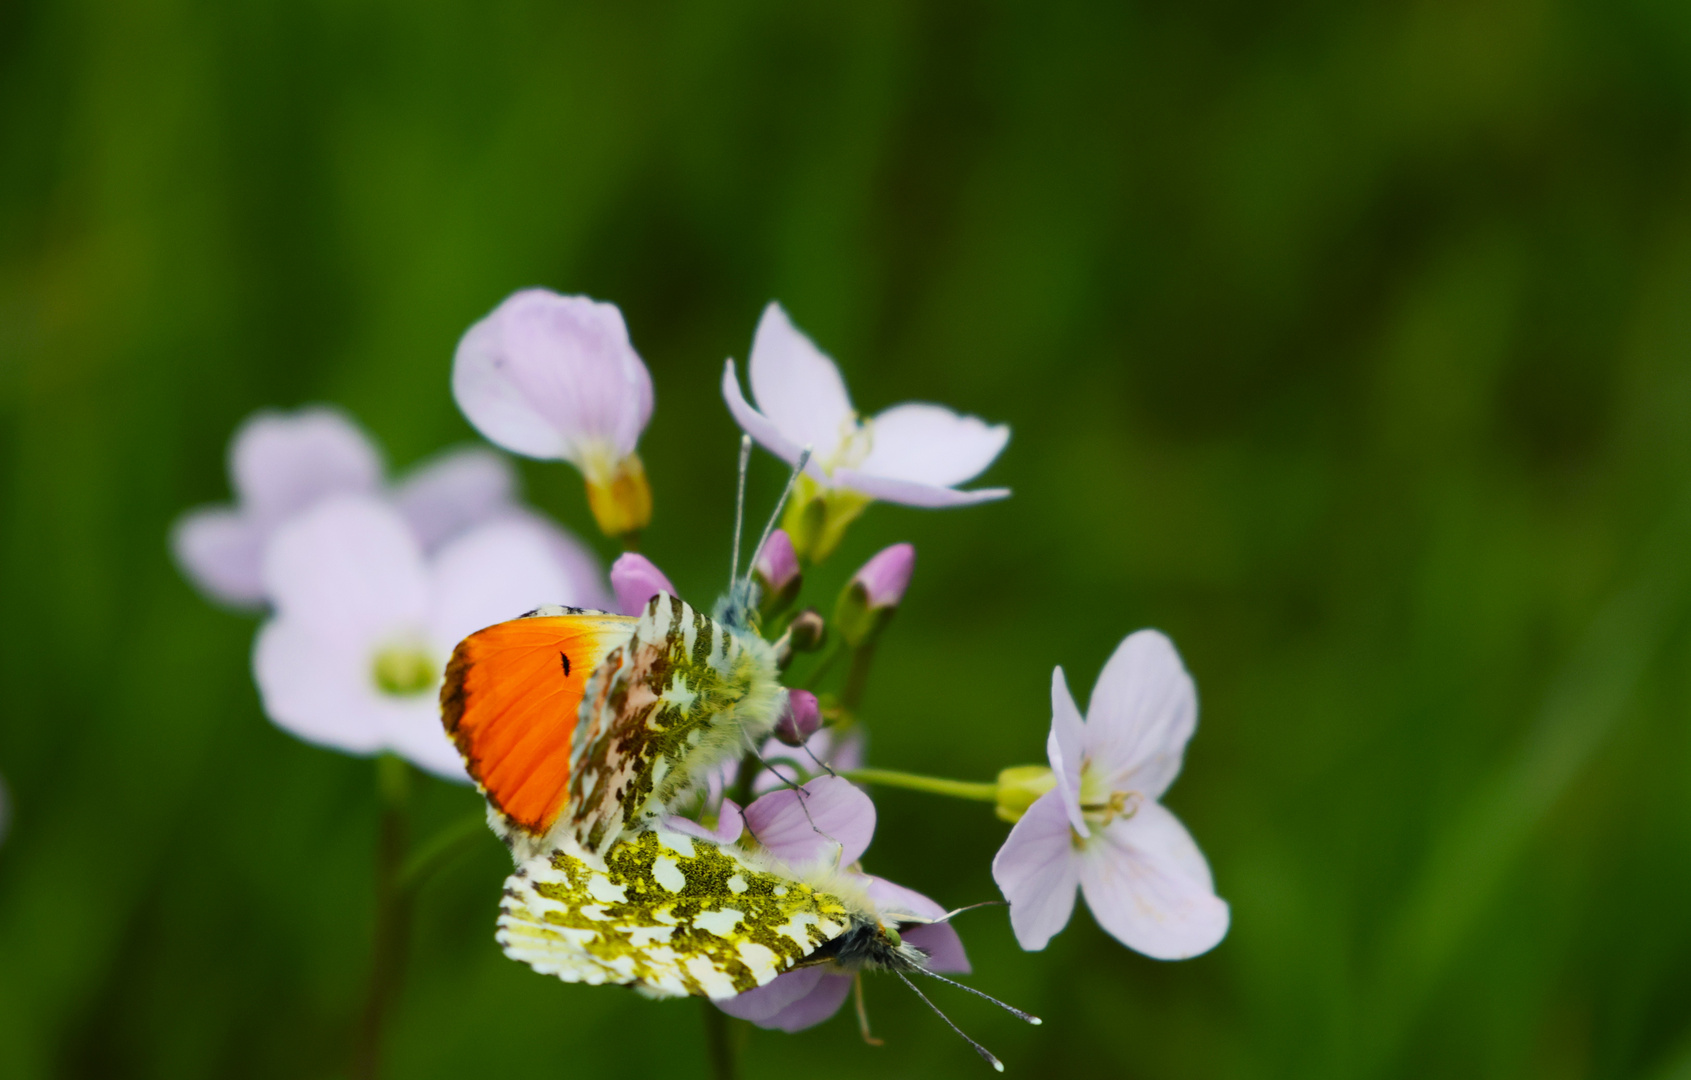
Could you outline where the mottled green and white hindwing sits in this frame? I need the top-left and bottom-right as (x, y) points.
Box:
(498, 827), (855, 999)
(568, 593), (781, 854)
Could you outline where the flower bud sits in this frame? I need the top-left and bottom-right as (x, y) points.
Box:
(753, 529), (802, 618)
(833, 543), (915, 648)
(610, 551), (675, 616)
(773, 689), (822, 747)
(787, 609), (827, 653)
(585, 452), (652, 540)
(994, 765), (1057, 823)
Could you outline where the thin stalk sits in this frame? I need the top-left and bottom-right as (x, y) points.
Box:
(703, 999), (737, 1080)
(353, 755), (413, 1080)
(840, 768), (998, 803)
(840, 643), (876, 712)
(398, 811), (487, 892)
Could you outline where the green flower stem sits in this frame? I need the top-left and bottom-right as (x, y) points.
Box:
(353, 755), (413, 1080)
(398, 811), (487, 893)
(703, 1000), (738, 1080)
(839, 643), (876, 712)
(839, 768), (998, 803)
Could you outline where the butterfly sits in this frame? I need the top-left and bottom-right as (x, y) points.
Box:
(438, 444), (1036, 1067)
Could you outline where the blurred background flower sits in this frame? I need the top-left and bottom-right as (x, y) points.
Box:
(6, 3), (1691, 1078)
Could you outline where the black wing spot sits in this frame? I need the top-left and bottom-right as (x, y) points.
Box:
(560, 651), (571, 677)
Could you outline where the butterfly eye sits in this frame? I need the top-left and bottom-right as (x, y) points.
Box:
(883, 925), (903, 947)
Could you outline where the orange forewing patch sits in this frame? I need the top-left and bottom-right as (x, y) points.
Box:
(441, 614), (635, 839)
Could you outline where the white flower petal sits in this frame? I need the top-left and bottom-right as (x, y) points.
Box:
(394, 445), (519, 552)
(858, 403), (1009, 488)
(231, 406), (383, 524)
(262, 496), (427, 646)
(991, 789), (1082, 952)
(252, 619), (388, 756)
(742, 776), (876, 868)
(747, 303), (855, 463)
(383, 699), (472, 783)
(171, 506), (267, 609)
(426, 516), (593, 651)
(1079, 801), (1228, 960)
(452, 289), (653, 464)
(1085, 630), (1197, 801)
(1047, 667), (1089, 837)
(829, 468), (1010, 508)
(721, 360), (812, 470)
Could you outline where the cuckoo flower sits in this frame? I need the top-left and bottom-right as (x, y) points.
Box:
(253, 494), (605, 781)
(172, 406), (523, 609)
(454, 289), (655, 538)
(721, 303), (1009, 561)
(992, 631), (1228, 959)
(711, 777), (969, 1032)
(609, 552), (677, 617)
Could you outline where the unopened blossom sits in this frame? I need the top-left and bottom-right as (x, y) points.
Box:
(722, 303), (1009, 561)
(172, 406), (524, 609)
(712, 777), (969, 1032)
(992, 630), (1228, 959)
(835, 543), (915, 648)
(253, 494), (606, 781)
(609, 553), (677, 617)
(773, 689), (822, 747)
(752, 529), (802, 617)
(454, 289), (655, 538)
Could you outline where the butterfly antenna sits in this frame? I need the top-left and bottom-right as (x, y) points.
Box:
(729, 434), (753, 597)
(894, 972), (1005, 1072)
(931, 900), (1008, 924)
(742, 445), (813, 593)
(914, 970), (1042, 1026)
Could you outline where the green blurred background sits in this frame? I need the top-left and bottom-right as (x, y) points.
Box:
(5, 0), (1691, 1077)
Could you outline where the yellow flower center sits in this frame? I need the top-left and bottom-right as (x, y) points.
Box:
(371, 642), (437, 697)
(1075, 761), (1140, 833)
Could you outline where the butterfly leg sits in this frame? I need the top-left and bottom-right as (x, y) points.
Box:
(854, 973), (884, 1047)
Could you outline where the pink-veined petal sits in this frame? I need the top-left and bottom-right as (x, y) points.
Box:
(171, 506), (267, 608)
(864, 876), (970, 974)
(426, 517), (583, 651)
(1085, 630), (1198, 801)
(829, 468), (1010, 508)
(610, 553), (676, 617)
(666, 799), (744, 845)
(716, 967), (853, 1031)
(743, 776), (875, 868)
(262, 496), (427, 647)
(1079, 800), (1228, 960)
(453, 290), (653, 464)
(394, 445), (518, 552)
(722, 360), (813, 471)
(991, 789), (1082, 952)
(858, 403), (1009, 488)
(231, 406), (383, 524)
(747, 303), (855, 463)
(252, 619), (388, 756)
(1047, 666), (1088, 836)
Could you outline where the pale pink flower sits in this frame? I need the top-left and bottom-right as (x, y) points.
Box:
(172, 406), (525, 609)
(992, 631), (1228, 959)
(452, 290), (654, 536)
(609, 552), (677, 616)
(713, 777), (969, 1031)
(721, 303), (1009, 509)
(252, 494), (606, 781)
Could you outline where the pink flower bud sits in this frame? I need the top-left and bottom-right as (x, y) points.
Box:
(854, 543), (915, 609)
(610, 553), (676, 616)
(773, 689), (822, 747)
(755, 529), (800, 592)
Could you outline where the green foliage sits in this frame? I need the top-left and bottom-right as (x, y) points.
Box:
(4, 0), (1691, 1077)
